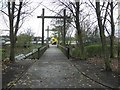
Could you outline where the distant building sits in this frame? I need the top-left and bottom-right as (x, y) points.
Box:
(1, 36), (10, 45)
(31, 36), (42, 44)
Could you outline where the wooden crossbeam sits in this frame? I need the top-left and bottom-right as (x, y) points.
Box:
(37, 8), (70, 45)
(37, 16), (70, 19)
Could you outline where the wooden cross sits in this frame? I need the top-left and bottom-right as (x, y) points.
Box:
(45, 26), (49, 45)
(37, 8), (70, 45)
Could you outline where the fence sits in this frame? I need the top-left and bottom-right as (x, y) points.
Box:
(15, 45), (48, 60)
(57, 44), (70, 59)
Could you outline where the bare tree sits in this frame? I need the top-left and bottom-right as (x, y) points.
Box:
(118, 2), (120, 60)
(7, 0), (23, 62)
(104, 1), (117, 58)
(1, 0), (42, 62)
(109, 1), (117, 58)
(75, 1), (85, 59)
(95, 1), (112, 71)
(54, 0), (91, 59)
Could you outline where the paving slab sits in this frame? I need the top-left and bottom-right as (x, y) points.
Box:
(12, 45), (107, 88)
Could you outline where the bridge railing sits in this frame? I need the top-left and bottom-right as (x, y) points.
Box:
(37, 45), (48, 59)
(57, 44), (70, 59)
(15, 45), (48, 60)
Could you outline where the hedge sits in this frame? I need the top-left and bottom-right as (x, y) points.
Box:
(71, 44), (119, 58)
(85, 44), (119, 58)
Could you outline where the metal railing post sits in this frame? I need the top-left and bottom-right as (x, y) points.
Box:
(38, 47), (40, 59)
(67, 46), (70, 59)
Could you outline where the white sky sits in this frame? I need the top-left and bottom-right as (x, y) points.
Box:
(0, 0), (62, 37)
(18, 0), (61, 37)
(0, 0), (119, 38)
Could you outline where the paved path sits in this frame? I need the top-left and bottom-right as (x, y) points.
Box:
(12, 45), (106, 88)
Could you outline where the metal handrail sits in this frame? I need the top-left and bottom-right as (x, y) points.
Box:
(57, 44), (70, 59)
(38, 45), (48, 59)
(23, 45), (48, 59)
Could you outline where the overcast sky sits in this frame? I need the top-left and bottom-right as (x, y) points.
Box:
(0, 0), (63, 37)
(22, 0), (62, 37)
(0, 0), (119, 37)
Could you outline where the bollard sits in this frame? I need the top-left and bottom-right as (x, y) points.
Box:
(67, 46), (70, 59)
(48, 44), (49, 48)
(38, 47), (40, 59)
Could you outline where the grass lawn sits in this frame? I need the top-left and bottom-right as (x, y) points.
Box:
(2, 44), (41, 60)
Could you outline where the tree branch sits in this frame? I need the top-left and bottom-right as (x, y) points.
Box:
(40, 3), (63, 16)
(0, 10), (8, 16)
(103, 2), (110, 27)
(105, 26), (110, 36)
(15, 2), (22, 36)
(88, 0), (96, 10)
(58, 0), (76, 17)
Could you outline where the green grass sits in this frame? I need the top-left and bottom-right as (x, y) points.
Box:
(71, 47), (81, 57)
(85, 44), (102, 57)
(2, 44), (41, 60)
(71, 44), (119, 58)
(85, 44), (119, 58)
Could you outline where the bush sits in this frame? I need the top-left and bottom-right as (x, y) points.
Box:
(16, 33), (32, 48)
(71, 46), (86, 60)
(85, 45), (102, 57)
(70, 44), (119, 59)
(85, 44), (119, 58)
(2, 49), (8, 60)
(71, 47), (81, 57)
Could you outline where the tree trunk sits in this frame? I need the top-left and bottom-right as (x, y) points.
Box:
(10, 35), (15, 62)
(118, 2), (120, 60)
(96, 1), (111, 71)
(15, 1), (23, 36)
(110, 2), (115, 58)
(8, 1), (15, 62)
(75, 1), (85, 60)
(8, 1), (23, 62)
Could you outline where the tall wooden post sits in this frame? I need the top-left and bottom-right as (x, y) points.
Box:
(47, 26), (49, 45)
(37, 9), (70, 46)
(42, 8), (44, 45)
(118, 2), (120, 59)
(58, 30), (60, 44)
(63, 9), (66, 45)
